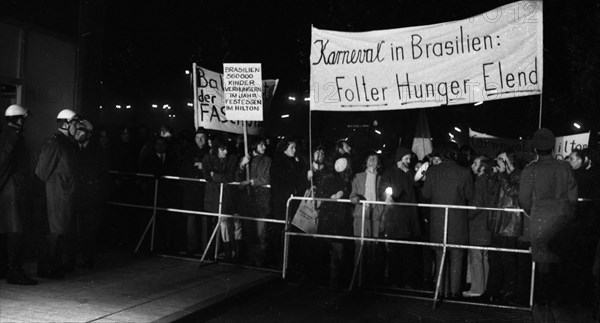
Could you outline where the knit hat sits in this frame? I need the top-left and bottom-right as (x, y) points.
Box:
(195, 127), (208, 135)
(533, 128), (555, 150)
(395, 147), (412, 162)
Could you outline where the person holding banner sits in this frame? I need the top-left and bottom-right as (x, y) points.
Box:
(237, 137), (271, 266)
(202, 137), (239, 261)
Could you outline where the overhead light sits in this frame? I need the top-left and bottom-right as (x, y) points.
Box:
(99, 105), (103, 109)
(374, 130), (382, 135)
(376, 150), (382, 154)
(304, 97), (310, 101)
(187, 103), (193, 107)
(474, 101), (483, 106)
(288, 96), (296, 101)
(167, 105), (171, 110)
(454, 127), (462, 133)
(152, 104), (158, 108)
(573, 122), (581, 129)
(185, 70), (190, 75)
(281, 114), (290, 118)
(116, 105), (121, 109)
(163, 104), (168, 109)
(125, 105), (131, 109)
(449, 132), (454, 138)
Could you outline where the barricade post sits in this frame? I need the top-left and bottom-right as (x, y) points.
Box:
(283, 195), (535, 311)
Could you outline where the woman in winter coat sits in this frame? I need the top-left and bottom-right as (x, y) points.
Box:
(463, 157), (497, 298)
(202, 137), (238, 260)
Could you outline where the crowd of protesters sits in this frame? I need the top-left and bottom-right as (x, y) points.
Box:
(1, 104), (599, 312)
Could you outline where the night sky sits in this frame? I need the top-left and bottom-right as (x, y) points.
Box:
(3, 0), (600, 147)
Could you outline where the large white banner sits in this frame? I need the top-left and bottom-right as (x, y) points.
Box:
(194, 65), (278, 135)
(310, 1), (543, 111)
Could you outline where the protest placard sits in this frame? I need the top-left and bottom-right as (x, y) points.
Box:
(223, 63), (263, 121)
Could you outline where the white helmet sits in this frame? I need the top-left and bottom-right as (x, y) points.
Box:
(56, 109), (76, 121)
(5, 104), (28, 117)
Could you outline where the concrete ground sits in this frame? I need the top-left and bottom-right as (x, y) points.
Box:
(0, 254), (275, 323)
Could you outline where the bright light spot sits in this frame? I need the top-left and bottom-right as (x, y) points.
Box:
(374, 130), (382, 135)
(125, 105), (131, 109)
(172, 114), (176, 118)
(185, 70), (190, 75)
(281, 114), (290, 119)
(116, 105), (121, 109)
(573, 122), (581, 129)
(474, 101), (483, 106)
(454, 127), (462, 133)
(376, 150), (382, 154)
(167, 106), (171, 110)
(99, 105), (103, 109)
(448, 132), (454, 138)
(385, 187), (393, 195)
(519, 136), (523, 140)
(288, 96), (296, 101)
(187, 103), (193, 107)
(152, 104), (158, 108)
(163, 104), (168, 109)
(304, 97), (310, 101)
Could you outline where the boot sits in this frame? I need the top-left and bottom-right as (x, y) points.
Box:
(7, 267), (37, 285)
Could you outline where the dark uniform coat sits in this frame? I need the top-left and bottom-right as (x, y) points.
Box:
(75, 141), (108, 233)
(0, 126), (29, 233)
(35, 132), (77, 234)
(422, 161), (474, 244)
(519, 155), (578, 263)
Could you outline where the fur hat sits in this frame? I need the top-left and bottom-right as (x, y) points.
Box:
(533, 128), (555, 151)
(395, 147), (412, 162)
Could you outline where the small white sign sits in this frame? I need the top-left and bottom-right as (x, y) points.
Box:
(223, 63), (263, 121)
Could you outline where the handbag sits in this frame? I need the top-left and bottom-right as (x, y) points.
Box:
(291, 189), (319, 234)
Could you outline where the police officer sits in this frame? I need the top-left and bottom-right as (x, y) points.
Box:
(35, 109), (79, 278)
(0, 105), (37, 285)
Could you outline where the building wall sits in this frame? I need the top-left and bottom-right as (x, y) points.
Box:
(0, 20), (78, 154)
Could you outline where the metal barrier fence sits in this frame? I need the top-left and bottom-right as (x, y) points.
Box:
(107, 170), (593, 310)
(106, 170), (284, 272)
(283, 196), (536, 310)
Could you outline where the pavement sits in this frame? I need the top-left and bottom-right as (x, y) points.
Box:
(1, 253), (597, 323)
(0, 254), (276, 323)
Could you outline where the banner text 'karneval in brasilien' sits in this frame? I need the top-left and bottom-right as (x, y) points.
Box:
(310, 1), (543, 111)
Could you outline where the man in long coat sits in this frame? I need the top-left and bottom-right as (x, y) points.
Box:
(35, 109), (78, 278)
(519, 128), (578, 303)
(0, 105), (37, 285)
(422, 142), (474, 297)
